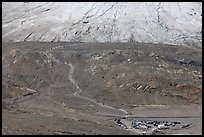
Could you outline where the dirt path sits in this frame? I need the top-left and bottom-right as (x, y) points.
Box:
(2, 42), (201, 135)
(42, 43), (129, 117)
(68, 63), (129, 117)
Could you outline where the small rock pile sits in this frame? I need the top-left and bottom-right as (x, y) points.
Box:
(114, 118), (127, 129)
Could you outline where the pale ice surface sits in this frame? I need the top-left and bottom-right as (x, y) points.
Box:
(2, 2), (202, 48)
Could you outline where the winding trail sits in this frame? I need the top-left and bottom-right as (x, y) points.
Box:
(4, 43), (200, 135)
(41, 43), (129, 117)
(68, 63), (129, 117)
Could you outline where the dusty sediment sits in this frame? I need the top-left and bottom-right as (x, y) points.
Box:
(2, 42), (202, 135)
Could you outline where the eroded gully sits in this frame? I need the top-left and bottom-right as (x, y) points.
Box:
(42, 44), (129, 118)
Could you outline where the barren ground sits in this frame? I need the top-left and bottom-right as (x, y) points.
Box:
(2, 42), (202, 135)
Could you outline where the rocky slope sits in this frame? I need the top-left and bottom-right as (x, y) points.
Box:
(2, 42), (202, 135)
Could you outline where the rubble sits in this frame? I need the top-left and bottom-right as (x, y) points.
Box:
(114, 118), (127, 129)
